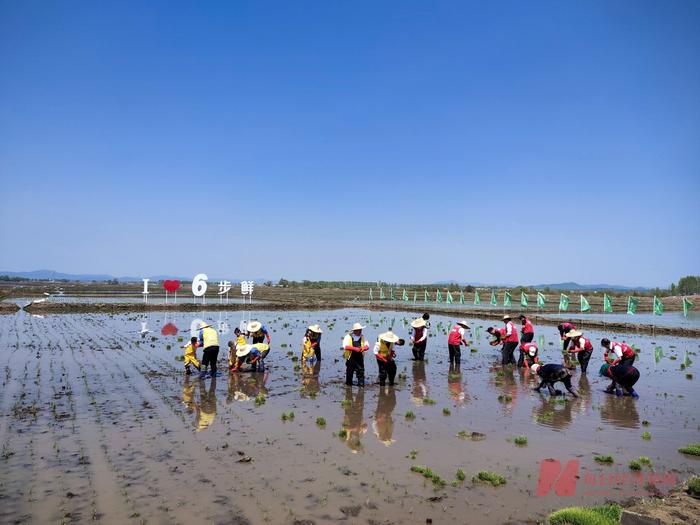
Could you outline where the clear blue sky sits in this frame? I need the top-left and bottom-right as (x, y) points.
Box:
(1, 1), (698, 287)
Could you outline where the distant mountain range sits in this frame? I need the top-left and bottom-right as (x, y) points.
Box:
(0, 270), (269, 283)
(1, 270), (653, 291)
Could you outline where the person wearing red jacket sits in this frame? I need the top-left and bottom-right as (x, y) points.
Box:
(601, 338), (636, 366)
(520, 342), (539, 369)
(557, 322), (577, 350)
(447, 320), (470, 366)
(501, 315), (519, 366)
(566, 330), (594, 373)
(519, 315), (535, 343)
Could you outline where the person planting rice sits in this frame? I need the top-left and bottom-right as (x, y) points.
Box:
(303, 324), (323, 361)
(519, 342), (539, 369)
(373, 330), (403, 386)
(231, 342), (270, 372)
(519, 314), (534, 343)
(487, 326), (505, 346)
(183, 336), (201, 375)
(343, 323), (369, 387)
(501, 315), (519, 365)
(601, 338), (636, 366)
(557, 322), (577, 350)
(599, 363), (640, 398)
(246, 320), (271, 345)
(410, 317), (428, 360)
(566, 330), (594, 373)
(447, 320), (470, 366)
(228, 328), (248, 371)
(198, 322), (220, 377)
(530, 363), (579, 397)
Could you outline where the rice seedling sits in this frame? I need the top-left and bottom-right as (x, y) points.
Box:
(405, 410), (416, 420)
(548, 504), (621, 525)
(315, 417), (326, 427)
(594, 455), (614, 464)
(472, 471), (506, 486)
(514, 436), (528, 446)
(678, 443), (700, 456)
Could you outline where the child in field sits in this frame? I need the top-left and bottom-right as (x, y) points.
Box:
(228, 328), (248, 371)
(183, 337), (201, 375)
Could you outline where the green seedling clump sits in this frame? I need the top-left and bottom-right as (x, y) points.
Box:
(498, 394), (513, 403)
(629, 460), (642, 471)
(472, 471), (506, 487)
(254, 394), (266, 406)
(514, 436), (528, 446)
(455, 468), (466, 482)
(280, 411), (295, 421)
(594, 455), (614, 464)
(642, 431), (651, 440)
(405, 410), (416, 420)
(315, 417), (326, 427)
(679, 443), (700, 456)
(442, 407), (451, 416)
(687, 476), (700, 498)
(548, 504), (621, 525)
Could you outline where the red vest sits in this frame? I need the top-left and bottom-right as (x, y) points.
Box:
(521, 319), (534, 334)
(521, 343), (538, 356)
(577, 337), (593, 351)
(505, 322), (519, 343)
(562, 322), (576, 333)
(613, 341), (635, 358)
(413, 327), (425, 341)
(448, 325), (463, 345)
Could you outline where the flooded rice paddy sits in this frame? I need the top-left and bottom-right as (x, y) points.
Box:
(0, 308), (698, 524)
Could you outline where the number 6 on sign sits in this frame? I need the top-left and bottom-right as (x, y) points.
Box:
(192, 274), (208, 297)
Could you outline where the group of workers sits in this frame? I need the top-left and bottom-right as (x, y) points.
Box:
(181, 312), (641, 399)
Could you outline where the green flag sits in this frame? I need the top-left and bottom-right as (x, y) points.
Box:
(436, 289), (443, 303)
(459, 290), (465, 304)
(503, 291), (512, 307)
(446, 291), (454, 304)
(402, 289), (409, 301)
(580, 295), (591, 312)
(683, 350), (692, 368)
(474, 289), (481, 305)
(369, 288), (373, 301)
(424, 290), (429, 302)
(413, 291), (417, 302)
(390, 288), (396, 301)
(683, 297), (694, 318)
(603, 293), (613, 313)
(627, 296), (638, 315)
(379, 288), (385, 300)
(520, 292), (528, 307)
(537, 292), (546, 308)
(490, 290), (497, 306)
(653, 296), (664, 316)
(559, 293), (569, 312)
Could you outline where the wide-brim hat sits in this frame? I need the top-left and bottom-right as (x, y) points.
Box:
(308, 324), (323, 333)
(530, 363), (541, 374)
(502, 315), (511, 321)
(236, 344), (252, 357)
(411, 318), (426, 328)
(457, 320), (470, 329)
(567, 330), (583, 338)
(379, 331), (400, 343)
(247, 321), (262, 332)
(351, 322), (365, 331)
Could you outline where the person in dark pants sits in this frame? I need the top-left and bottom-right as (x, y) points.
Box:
(410, 317), (428, 360)
(373, 331), (402, 386)
(599, 363), (640, 398)
(246, 320), (271, 345)
(566, 330), (594, 373)
(502, 315), (519, 366)
(519, 314), (534, 343)
(198, 322), (220, 377)
(308, 324), (322, 360)
(601, 338), (636, 366)
(447, 320), (470, 366)
(343, 323), (369, 387)
(531, 363), (578, 397)
(557, 322), (577, 351)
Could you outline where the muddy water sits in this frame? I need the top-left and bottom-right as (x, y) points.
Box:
(0, 309), (698, 524)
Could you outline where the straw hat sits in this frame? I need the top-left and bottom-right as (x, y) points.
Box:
(566, 330), (583, 338)
(236, 344), (252, 357)
(530, 363), (541, 374)
(350, 322), (365, 331)
(247, 321), (262, 332)
(379, 331), (400, 343)
(411, 318), (426, 328)
(456, 320), (470, 329)
(502, 315), (511, 321)
(308, 324), (323, 333)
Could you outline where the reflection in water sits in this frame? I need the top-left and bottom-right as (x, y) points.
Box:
(373, 386), (396, 446)
(182, 375), (196, 414)
(195, 377), (218, 432)
(300, 361), (321, 398)
(493, 365), (518, 415)
(342, 387), (367, 453)
(226, 370), (269, 403)
(447, 364), (468, 404)
(600, 394), (640, 429)
(532, 395), (576, 430)
(411, 362), (428, 406)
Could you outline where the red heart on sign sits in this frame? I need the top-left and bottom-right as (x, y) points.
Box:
(161, 323), (178, 336)
(163, 280), (181, 293)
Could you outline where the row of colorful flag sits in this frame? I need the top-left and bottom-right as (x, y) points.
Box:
(368, 289), (695, 317)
